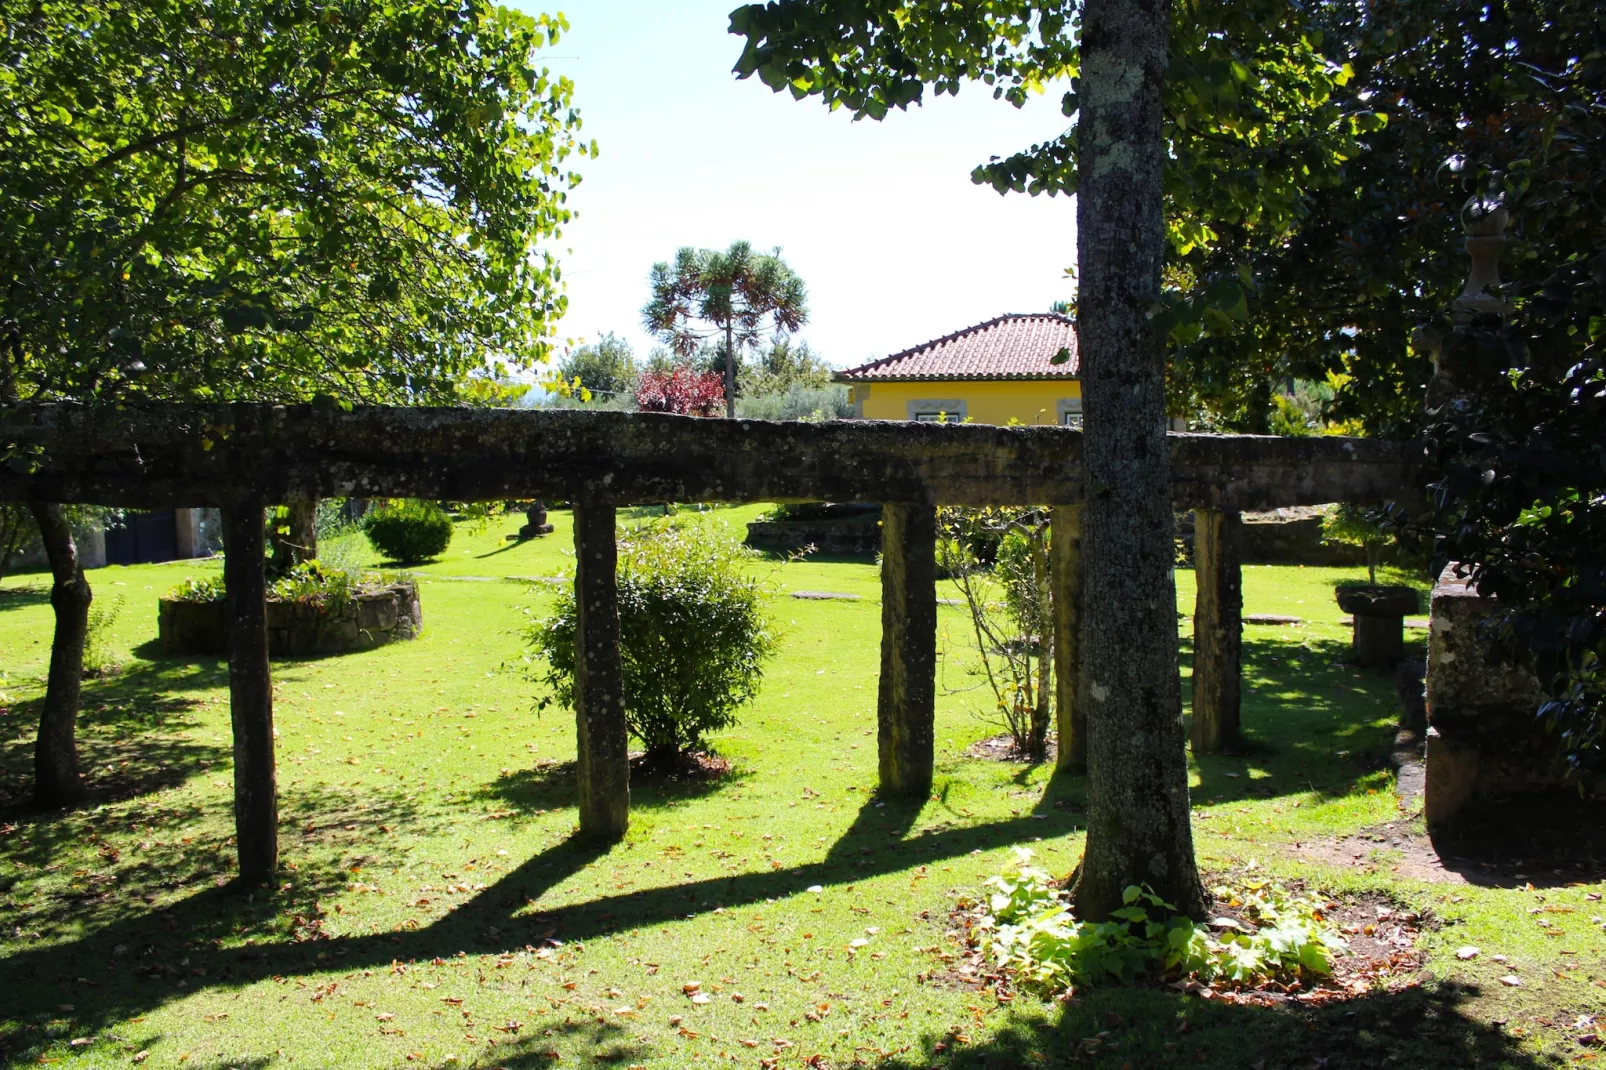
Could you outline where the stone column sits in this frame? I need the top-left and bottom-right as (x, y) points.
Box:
(174, 507), (203, 559)
(878, 502), (937, 798)
(1191, 508), (1243, 753)
(571, 499), (630, 841)
(223, 499), (277, 883)
(1050, 504), (1086, 772)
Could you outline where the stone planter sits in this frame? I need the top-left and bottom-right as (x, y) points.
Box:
(1335, 584), (1419, 667)
(159, 582), (422, 657)
(745, 502), (882, 555)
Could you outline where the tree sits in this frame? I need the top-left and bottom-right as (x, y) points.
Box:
(1, 0), (586, 814)
(732, 0), (1208, 918)
(559, 332), (640, 401)
(744, 335), (833, 397)
(0, 503), (38, 583)
(634, 366), (726, 417)
(1413, 0), (1606, 775)
(642, 241), (809, 418)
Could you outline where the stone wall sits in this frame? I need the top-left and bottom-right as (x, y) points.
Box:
(159, 582), (422, 657)
(1423, 564), (1590, 825)
(1239, 510), (1366, 566)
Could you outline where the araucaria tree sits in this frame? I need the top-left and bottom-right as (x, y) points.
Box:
(732, 0), (1210, 917)
(641, 241), (808, 418)
(1, 0), (587, 811)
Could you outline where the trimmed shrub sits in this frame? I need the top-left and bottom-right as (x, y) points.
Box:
(362, 499), (453, 564)
(526, 517), (776, 765)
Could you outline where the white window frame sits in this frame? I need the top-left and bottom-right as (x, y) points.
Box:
(1057, 396), (1084, 429)
(906, 398), (966, 423)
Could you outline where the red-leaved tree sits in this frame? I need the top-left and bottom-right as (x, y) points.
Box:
(634, 367), (725, 417)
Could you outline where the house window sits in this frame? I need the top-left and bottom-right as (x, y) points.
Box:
(906, 398), (967, 423)
(1057, 397), (1084, 429)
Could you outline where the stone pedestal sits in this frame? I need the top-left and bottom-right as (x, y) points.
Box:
(518, 503), (554, 540)
(1336, 584), (1419, 667)
(1424, 564), (1578, 827)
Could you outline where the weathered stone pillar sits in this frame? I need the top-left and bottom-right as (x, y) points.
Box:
(269, 500), (318, 571)
(223, 499), (277, 883)
(1050, 504), (1086, 772)
(878, 502), (937, 797)
(174, 507), (203, 559)
(571, 499), (630, 841)
(1191, 508), (1243, 753)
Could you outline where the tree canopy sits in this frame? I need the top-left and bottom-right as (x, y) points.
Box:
(559, 332), (640, 401)
(0, 0), (590, 405)
(641, 241), (808, 418)
(730, 0), (1377, 432)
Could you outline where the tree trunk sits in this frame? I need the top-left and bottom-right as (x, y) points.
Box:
(724, 322), (737, 419)
(28, 502), (89, 808)
(1068, 0), (1205, 920)
(269, 499), (317, 573)
(223, 501), (278, 883)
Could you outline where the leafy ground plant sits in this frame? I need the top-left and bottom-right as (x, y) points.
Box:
(976, 849), (1346, 992)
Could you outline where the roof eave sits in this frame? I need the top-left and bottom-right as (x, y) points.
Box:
(833, 372), (1081, 383)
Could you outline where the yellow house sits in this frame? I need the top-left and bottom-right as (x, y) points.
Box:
(834, 313), (1081, 426)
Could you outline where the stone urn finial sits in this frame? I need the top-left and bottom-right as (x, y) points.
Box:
(1454, 188), (1511, 323)
(1422, 177), (1513, 413)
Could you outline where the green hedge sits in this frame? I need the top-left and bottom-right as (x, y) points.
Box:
(362, 500), (453, 564)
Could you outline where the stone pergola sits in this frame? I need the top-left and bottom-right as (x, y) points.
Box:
(0, 403), (1417, 880)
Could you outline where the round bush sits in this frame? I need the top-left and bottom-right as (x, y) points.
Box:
(526, 517), (776, 766)
(361, 500), (453, 564)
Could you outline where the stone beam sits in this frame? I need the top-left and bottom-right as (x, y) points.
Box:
(0, 403), (1418, 510)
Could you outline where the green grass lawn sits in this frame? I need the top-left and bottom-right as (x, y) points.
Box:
(0, 507), (1593, 1069)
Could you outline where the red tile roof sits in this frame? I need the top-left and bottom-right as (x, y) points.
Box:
(833, 313), (1078, 382)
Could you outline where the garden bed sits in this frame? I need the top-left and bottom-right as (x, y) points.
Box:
(158, 572), (421, 657)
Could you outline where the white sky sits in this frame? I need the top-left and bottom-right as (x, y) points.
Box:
(519, 0), (1078, 371)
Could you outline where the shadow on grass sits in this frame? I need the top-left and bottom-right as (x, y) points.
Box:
(1, 778), (431, 950)
(477, 754), (756, 814)
(0, 659), (230, 813)
(1187, 635), (1411, 807)
(871, 979), (1546, 1069)
(1431, 795), (1606, 887)
(0, 583), (50, 611)
(752, 548), (878, 567)
(0, 798), (1071, 1055)
(432, 1020), (651, 1069)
